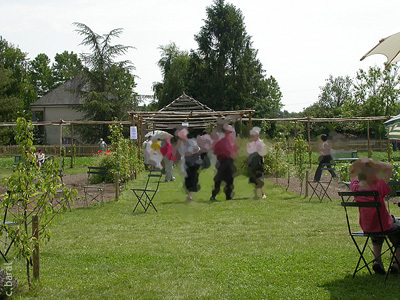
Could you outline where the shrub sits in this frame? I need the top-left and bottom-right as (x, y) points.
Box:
(337, 163), (351, 182)
(391, 163), (400, 181)
(264, 144), (288, 177)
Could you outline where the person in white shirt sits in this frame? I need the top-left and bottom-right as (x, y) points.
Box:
(37, 149), (45, 168)
(246, 127), (267, 199)
(98, 138), (107, 152)
(313, 134), (337, 182)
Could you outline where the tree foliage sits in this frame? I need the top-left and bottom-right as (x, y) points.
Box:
(52, 51), (83, 88)
(0, 37), (35, 144)
(28, 53), (54, 98)
(351, 64), (400, 138)
(303, 65), (400, 139)
(190, 0), (282, 116)
(153, 43), (191, 109)
(73, 22), (137, 143)
(153, 0), (282, 117)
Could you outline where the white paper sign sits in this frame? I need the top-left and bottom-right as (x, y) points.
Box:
(182, 122), (189, 127)
(130, 126), (138, 140)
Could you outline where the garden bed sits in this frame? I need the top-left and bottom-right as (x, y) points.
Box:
(0, 173), (117, 208)
(266, 173), (349, 201)
(62, 173), (118, 207)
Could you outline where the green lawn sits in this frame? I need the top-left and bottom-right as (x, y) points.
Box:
(5, 166), (400, 299)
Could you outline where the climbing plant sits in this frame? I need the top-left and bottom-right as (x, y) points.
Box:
(0, 116), (77, 288)
(293, 137), (310, 195)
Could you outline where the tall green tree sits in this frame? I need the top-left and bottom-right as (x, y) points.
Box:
(189, 0), (282, 116)
(28, 53), (54, 98)
(153, 43), (191, 108)
(351, 64), (400, 138)
(73, 22), (137, 142)
(52, 51), (83, 88)
(0, 37), (35, 144)
(303, 75), (354, 136)
(318, 75), (353, 114)
(0, 37), (35, 110)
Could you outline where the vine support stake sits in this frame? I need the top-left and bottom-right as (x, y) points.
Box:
(305, 170), (309, 197)
(32, 215), (40, 280)
(115, 172), (119, 201)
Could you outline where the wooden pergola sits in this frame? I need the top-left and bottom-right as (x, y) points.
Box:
(128, 93), (255, 146)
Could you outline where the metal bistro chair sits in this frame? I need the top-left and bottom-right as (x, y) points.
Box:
(339, 190), (400, 281)
(385, 181), (400, 214)
(308, 163), (336, 202)
(132, 169), (162, 213)
(84, 167), (108, 206)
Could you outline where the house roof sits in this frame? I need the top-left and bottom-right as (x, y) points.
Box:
(31, 76), (85, 107)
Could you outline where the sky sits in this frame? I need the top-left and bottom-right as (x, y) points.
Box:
(1, 0), (399, 113)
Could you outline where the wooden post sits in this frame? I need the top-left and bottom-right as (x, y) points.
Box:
(305, 170), (309, 197)
(249, 111), (253, 128)
(59, 120), (63, 157)
(70, 124), (74, 168)
(367, 120), (371, 157)
(307, 117), (311, 167)
(115, 173), (119, 201)
(32, 215), (40, 280)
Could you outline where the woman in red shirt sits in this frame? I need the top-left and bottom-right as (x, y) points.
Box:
(349, 158), (400, 274)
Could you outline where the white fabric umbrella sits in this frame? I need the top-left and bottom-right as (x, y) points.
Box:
(144, 130), (170, 138)
(361, 32), (400, 65)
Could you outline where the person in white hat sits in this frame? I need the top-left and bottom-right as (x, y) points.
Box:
(247, 127), (267, 199)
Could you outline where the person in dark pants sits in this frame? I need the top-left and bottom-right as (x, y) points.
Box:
(210, 124), (238, 201)
(247, 127), (267, 199)
(313, 134), (336, 182)
(177, 128), (201, 202)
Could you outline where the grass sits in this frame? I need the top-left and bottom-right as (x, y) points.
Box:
(4, 166), (400, 300)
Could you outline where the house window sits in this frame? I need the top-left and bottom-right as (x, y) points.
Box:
(62, 137), (72, 145)
(33, 111), (43, 122)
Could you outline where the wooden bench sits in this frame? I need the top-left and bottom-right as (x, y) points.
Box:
(83, 167), (108, 206)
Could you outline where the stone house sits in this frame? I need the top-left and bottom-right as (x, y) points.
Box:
(30, 77), (85, 145)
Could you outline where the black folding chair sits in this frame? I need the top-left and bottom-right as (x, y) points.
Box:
(132, 169), (162, 213)
(84, 167), (108, 206)
(385, 181), (400, 213)
(308, 163), (336, 202)
(339, 190), (399, 281)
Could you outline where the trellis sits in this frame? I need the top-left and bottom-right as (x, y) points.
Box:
(0, 115), (393, 158)
(248, 116), (391, 153)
